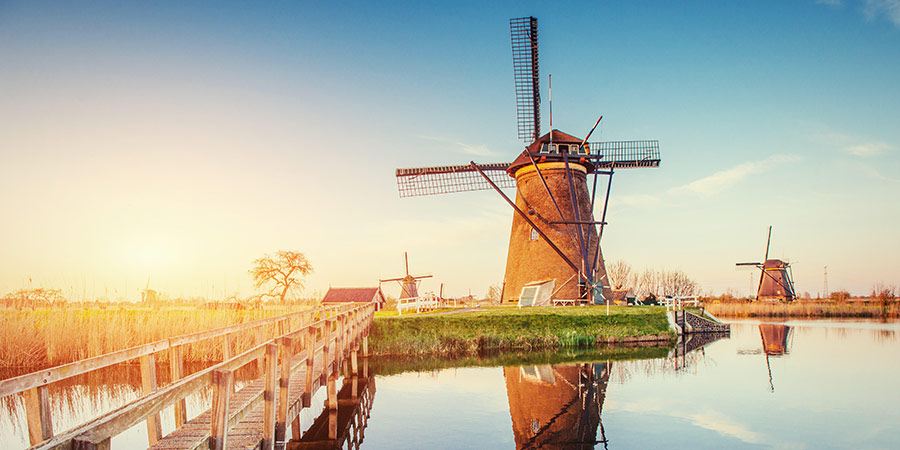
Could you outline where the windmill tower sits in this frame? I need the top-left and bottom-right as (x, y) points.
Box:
(394, 17), (661, 305)
(379, 252), (432, 300)
(736, 226), (797, 302)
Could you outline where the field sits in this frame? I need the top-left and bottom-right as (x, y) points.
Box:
(0, 306), (300, 370)
(704, 299), (900, 318)
(369, 306), (673, 356)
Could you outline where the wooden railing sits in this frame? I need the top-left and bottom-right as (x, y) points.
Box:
(0, 302), (376, 450)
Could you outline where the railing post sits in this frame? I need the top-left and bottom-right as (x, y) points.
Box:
(221, 335), (232, 361)
(256, 327), (266, 375)
(321, 320), (333, 385)
(168, 342), (187, 428)
(139, 353), (162, 445)
(275, 336), (293, 445)
(24, 385), (52, 445)
(210, 369), (233, 450)
(262, 343), (278, 450)
(304, 326), (316, 408)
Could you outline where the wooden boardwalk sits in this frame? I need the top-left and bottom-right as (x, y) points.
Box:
(151, 341), (337, 450)
(0, 302), (375, 450)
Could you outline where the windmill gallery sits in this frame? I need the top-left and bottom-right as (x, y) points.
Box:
(395, 17), (660, 306)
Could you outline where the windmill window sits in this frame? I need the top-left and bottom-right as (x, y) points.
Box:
(558, 144), (568, 153)
(530, 227), (538, 240)
(549, 144), (558, 154)
(540, 144), (549, 153)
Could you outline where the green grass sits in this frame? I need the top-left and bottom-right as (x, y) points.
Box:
(369, 305), (673, 356)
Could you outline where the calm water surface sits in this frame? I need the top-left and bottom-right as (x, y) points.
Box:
(2, 319), (899, 449)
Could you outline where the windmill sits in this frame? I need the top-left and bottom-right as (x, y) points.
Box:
(736, 226), (796, 302)
(394, 16), (661, 305)
(379, 252), (432, 300)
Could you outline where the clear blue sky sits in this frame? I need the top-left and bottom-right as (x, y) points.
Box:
(1, 0), (898, 300)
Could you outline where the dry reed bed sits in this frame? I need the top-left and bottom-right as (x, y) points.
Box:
(0, 307), (300, 370)
(705, 301), (900, 318)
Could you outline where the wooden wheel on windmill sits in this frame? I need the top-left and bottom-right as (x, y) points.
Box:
(736, 226), (797, 302)
(394, 17), (661, 305)
(379, 252), (433, 300)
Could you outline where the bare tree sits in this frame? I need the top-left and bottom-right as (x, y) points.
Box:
(606, 260), (634, 290)
(0, 288), (67, 309)
(485, 284), (502, 305)
(636, 268), (658, 300)
(249, 251), (313, 303)
(659, 269), (699, 297)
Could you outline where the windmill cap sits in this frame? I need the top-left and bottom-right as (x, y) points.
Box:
(507, 129), (596, 175)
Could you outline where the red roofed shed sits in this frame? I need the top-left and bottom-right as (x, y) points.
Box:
(322, 287), (387, 311)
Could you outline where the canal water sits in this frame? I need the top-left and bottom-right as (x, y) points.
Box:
(2, 319), (899, 449)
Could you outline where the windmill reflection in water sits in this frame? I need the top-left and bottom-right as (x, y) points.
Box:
(759, 324), (793, 392)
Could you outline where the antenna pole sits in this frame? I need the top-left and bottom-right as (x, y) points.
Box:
(548, 74), (553, 145)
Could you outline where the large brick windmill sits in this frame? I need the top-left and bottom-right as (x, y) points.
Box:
(394, 17), (661, 304)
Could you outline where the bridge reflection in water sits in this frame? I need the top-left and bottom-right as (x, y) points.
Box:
(287, 360), (374, 450)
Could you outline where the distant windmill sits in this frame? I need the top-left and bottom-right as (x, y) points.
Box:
(393, 17), (661, 305)
(379, 252), (432, 300)
(141, 275), (159, 304)
(736, 226), (796, 302)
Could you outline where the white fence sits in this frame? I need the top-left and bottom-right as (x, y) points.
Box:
(662, 296), (701, 311)
(396, 295), (460, 315)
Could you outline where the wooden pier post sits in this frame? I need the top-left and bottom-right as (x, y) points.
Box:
(139, 353), (162, 445)
(24, 385), (52, 445)
(261, 343), (278, 450)
(210, 369), (233, 450)
(321, 320), (333, 385)
(276, 336), (293, 445)
(304, 326), (316, 408)
(168, 342), (187, 428)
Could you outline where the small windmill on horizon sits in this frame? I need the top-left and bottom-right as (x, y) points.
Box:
(394, 17), (661, 305)
(379, 252), (432, 300)
(736, 226), (797, 302)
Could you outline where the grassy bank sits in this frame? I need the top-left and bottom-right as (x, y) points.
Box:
(0, 307), (298, 370)
(705, 300), (900, 318)
(369, 306), (673, 356)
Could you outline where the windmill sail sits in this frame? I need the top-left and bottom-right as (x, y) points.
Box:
(395, 163), (515, 197)
(510, 16), (540, 143)
(588, 141), (661, 168)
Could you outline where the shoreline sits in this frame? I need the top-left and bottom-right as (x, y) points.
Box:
(368, 306), (675, 357)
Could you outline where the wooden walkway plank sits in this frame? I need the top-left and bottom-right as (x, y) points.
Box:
(149, 336), (340, 450)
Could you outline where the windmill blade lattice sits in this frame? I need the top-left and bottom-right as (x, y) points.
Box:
(510, 16), (541, 143)
(395, 163), (516, 197)
(588, 141), (661, 168)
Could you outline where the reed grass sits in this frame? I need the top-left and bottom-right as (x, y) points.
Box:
(705, 300), (900, 318)
(0, 307), (299, 370)
(369, 306), (673, 356)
